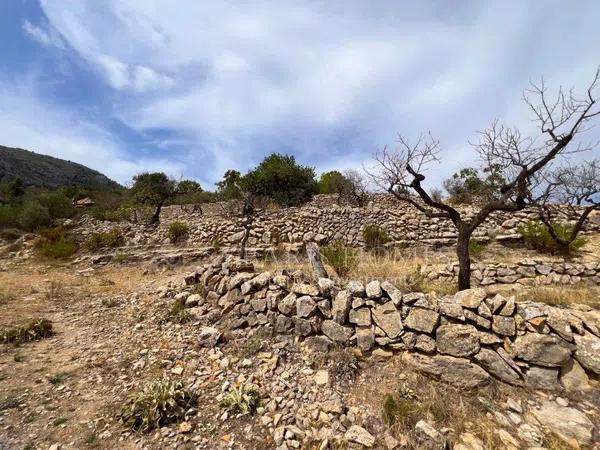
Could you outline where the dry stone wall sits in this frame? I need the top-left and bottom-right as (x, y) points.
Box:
(128, 194), (600, 251)
(179, 256), (600, 392)
(425, 259), (600, 286)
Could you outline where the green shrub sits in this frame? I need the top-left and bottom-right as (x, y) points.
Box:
(84, 228), (124, 252)
(1, 318), (53, 344)
(362, 224), (389, 251)
(34, 227), (78, 259)
(168, 221), (189, 243)
(0, 204), (20, 228)
(161, 298), (192, 324)
(113, 252), (129, 263)
(468, 240), (488, 260)
(38, 192), (75, 219)
(382, 394), (413, 426)
(18, 201), (51, 231)
(220, 384), (260, 415)
(322, 241), (358, 277)
(120, 379), (196, 431)
(517, 220), (586, 255)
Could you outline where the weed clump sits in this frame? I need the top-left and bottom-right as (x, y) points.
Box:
(161, 298), (192, 324)
(1, 318), (53, 345)
(220, 384), (260, 415)
(120, 379), (196, 431)
(0, 396), (20, 411)
(34, 227), (78, 259)
(517, 220), (586, 255)
(322, 240), (358, 278)
(468, 240), (488, 260)
(168, 221), (189, 243)
(363, 224), (389, 252)
(84, 228), (124, 252)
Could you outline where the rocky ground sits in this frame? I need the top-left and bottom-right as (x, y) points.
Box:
(1, 255), (599, 450)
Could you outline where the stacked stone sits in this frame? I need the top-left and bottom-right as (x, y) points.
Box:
(425, 260), (600, 286)
(182, 257), (600, 392)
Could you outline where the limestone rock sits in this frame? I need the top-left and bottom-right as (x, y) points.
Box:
(492, 315), (515, 337)
(573, 332), (600, 375)
(511, 333), (574, 367)
(291, 283), (319, 296)
(371, 301), (403, 338)
(349, 307), (372, 326)
(295, 296), (316, 318)
(531, 401), (595, 445)
(402, 353), (490, 388)
(332, 290), (352, 325)
(345, 426), (375, 448)
(414, 420), (445, 447)
(474, 348), (523, 386)
(454, 288), (486, 309)
(365, 280), (382, 299)
(346, 280), (365, 297)
(356, 327), (375, 351)
(321, 320), (353, 344)
(560, 359), (592, 392)
(404, 308), (439, 334)
(198, 326), (222, 348)
(525, 366), (559, 389)
(381, 281), (402, 305)
(436, 324), (480, 357)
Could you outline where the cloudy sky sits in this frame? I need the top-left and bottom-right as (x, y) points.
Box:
(1, 1), (599, 189)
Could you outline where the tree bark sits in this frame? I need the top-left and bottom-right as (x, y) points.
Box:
(456, 228), (472, 291)
(239, 220), (251, 259)
(150, 201), (164, 225)
(306, 241), (329, 279)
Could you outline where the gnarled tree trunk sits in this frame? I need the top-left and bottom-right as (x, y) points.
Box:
(456, 227), (472, 291)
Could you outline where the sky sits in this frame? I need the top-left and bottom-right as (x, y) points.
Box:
(1, 1), (599, 189)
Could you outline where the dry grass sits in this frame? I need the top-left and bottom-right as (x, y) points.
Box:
(259, 249), (455, 291)
(517, 285), (600, 309)
(378, 374), (506, 449)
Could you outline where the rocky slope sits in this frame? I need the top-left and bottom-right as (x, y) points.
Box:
(0, 145), (119, 188)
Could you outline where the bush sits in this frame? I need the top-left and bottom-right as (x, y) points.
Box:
(84, 228), (124, 252)
(168, 221), (189, 243)
(322, 241), (358, 278)
(220, 384), (260, 415)
(161, 298), (192, 324)
(120, 379), (196, 431)
(38, 191), (75, 219)
(34, 227), (78, 259)
(1, 318), (53, 344)
(91, 206), (133, 222)
(517, 220), (586, 255)
(0, 204), (20, 228)
(363, 225), (389, 251)
(468, 240), (488, 260)
(18, 201), (51, 231)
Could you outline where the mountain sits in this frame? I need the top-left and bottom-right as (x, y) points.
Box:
(0, 145), (120, 189)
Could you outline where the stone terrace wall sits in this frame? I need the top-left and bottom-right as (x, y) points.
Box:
(425, 259), (600, 286)
(179, 256), (600, 391)
(154, 194), (600, 250)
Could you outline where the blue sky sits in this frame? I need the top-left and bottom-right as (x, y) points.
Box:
(1, 1), (599, 189)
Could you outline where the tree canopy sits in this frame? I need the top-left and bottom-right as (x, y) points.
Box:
(241, 153), (317, 206)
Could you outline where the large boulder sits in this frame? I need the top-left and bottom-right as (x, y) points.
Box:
(402, 353), (490, 389)
(436, 324), (480, 357)
(511, 333), (574, 367)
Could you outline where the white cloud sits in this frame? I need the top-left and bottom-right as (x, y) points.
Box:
(22, 19), (64, 48)
(18, 1), (600, 186)
(0, 80), (186, 185)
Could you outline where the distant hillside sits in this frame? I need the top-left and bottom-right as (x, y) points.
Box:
(0, 145), (120, 189)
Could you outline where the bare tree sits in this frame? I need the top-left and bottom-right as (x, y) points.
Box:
(531, 159), (600, 253)
(340, 169), (369, 207)
(368, 69), (600, 290)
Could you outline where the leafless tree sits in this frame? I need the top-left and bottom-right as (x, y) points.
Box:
(531, 159), (600, 253)
(339, 169), (369, 207)
(368, 68), (600, 290)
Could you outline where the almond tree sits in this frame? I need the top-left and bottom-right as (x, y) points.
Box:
(532, 159), (600, 253)
(368, 69), (600, 290)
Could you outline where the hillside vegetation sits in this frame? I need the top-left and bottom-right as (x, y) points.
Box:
(0, 145), (120, 189)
